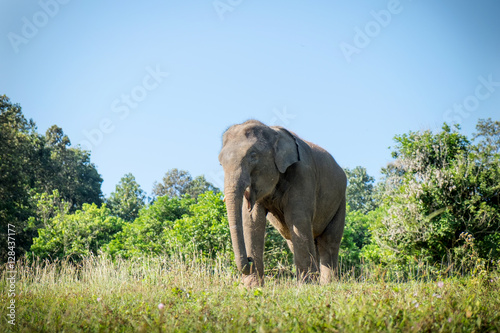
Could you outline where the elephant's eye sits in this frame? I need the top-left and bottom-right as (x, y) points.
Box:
(249, 151), (258, 163)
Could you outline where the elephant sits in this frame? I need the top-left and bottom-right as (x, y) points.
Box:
(218, 120), (347, 287)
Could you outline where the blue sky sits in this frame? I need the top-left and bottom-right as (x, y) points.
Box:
(1, 0), (499, 196)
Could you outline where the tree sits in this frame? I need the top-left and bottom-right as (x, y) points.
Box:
(368, 122), (500, 268)
(107, 173), (146, 221)
(30, 202), (124, 260)
(185, 175), (220, 199)
(105, 195), (193, 258)
(344, 166), (377, 214)
(473, 118), (500, 156)
(152, 169), (192, 198)
(41, 125), (103, 209)
(166, 191), (230, 256)
(340, 206), (383, 269)
(0, 95), (38, 259)
(0, 95), (103, 261)
(339, 167), (378, 269)
(152, 169), (219, 200)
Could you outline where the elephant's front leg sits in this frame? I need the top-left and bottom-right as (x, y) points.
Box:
(286, 210), (318, 283)
(242, 201), (266, 288)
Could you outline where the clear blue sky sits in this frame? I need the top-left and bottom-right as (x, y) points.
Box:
(1, 0), (499, 196)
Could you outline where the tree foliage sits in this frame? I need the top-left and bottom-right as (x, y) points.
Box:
(474, 118), (500, 156)
(367, 122), (500, 268)
(103, 191), (291, 269)
(339, 167), (379, 268)
(0, 95), (103, 261)
(340, 206), (381, 268)
(344, 166), (377, 214)
(152, 168), (219, 200)
(105, 195), (193, 258)
(42, 125), (103, 209)
(30, 194), (124, 260)
(166, 191), (231, 256)
(0, 95), (38, 258)
(107, 173), (146, 222)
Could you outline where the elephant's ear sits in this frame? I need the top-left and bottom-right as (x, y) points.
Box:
(273, 128), (300, 173)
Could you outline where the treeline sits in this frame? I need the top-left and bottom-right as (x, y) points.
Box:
(1, 95), (499, 275)
(29, 172), (291, 266)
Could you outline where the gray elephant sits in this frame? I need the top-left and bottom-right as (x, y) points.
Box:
(218, 120), (347, 287)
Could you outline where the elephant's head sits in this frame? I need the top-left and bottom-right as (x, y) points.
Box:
(218, 120), (300, 274)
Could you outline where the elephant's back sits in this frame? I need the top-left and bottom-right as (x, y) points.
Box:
(302, 139), (346, 191)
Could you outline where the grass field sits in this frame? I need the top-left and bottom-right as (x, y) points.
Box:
(1, 255), (499, 332)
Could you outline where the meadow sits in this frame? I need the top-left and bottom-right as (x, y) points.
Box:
(1, 255), (499, 332)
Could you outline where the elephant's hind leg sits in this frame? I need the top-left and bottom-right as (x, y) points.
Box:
(316, 199), (346, 284)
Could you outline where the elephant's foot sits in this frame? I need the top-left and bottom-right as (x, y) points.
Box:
(242, 274), (263, 288)
(319, 273), (332, 285)
(319, 266), (338, 285)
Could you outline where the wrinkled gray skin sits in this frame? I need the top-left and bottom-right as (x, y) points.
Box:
(218, 120), (346, 287)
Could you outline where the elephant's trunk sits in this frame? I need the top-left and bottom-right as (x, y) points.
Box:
(224, 172), (252, 275)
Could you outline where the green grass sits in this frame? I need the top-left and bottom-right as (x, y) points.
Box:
(1, 255), (499, 332)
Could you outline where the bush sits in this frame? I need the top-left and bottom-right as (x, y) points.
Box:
(367, 122), (500, 270)
(105, 195), (193, 258)
(30, 202), (124, 260)
(165, 191), (231, 256)
(105, 191), (293, 271)
(340, 206), (382, 268)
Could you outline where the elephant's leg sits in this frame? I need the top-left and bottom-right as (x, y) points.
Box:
(286, 211), (318, 282)
(267, 213), (294, 253)
(286, 239), (294, 255)
(267, 212), (291, 240)
(316, 200), (346, 284)
(242, 201), (266, 287)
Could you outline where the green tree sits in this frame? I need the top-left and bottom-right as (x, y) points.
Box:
(473, 118), (500, 156)
(339, 167), (378, 269)
(185, 175), (220, 199)
(27, 190), (70, 231)
(0, 95), (103, 261)
(167, 191), (230, 256)
(105, 195), (193, 258)
(41, 125), (103, 209)
(0, 95), (38, 258)
(341, 206), (383, 269)
(30, 201), (124, 260)
(107, 173), (146, 221)
(152, 169), (219, 200)
(368, 122), (500, 268)
(344, 166), (376, 214)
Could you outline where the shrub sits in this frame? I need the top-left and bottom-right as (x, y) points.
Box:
(165, 191), (231, 256)
(368, 122), (500, 270)
(30, 203), (124, 260)
(105, 195), (192, 258)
